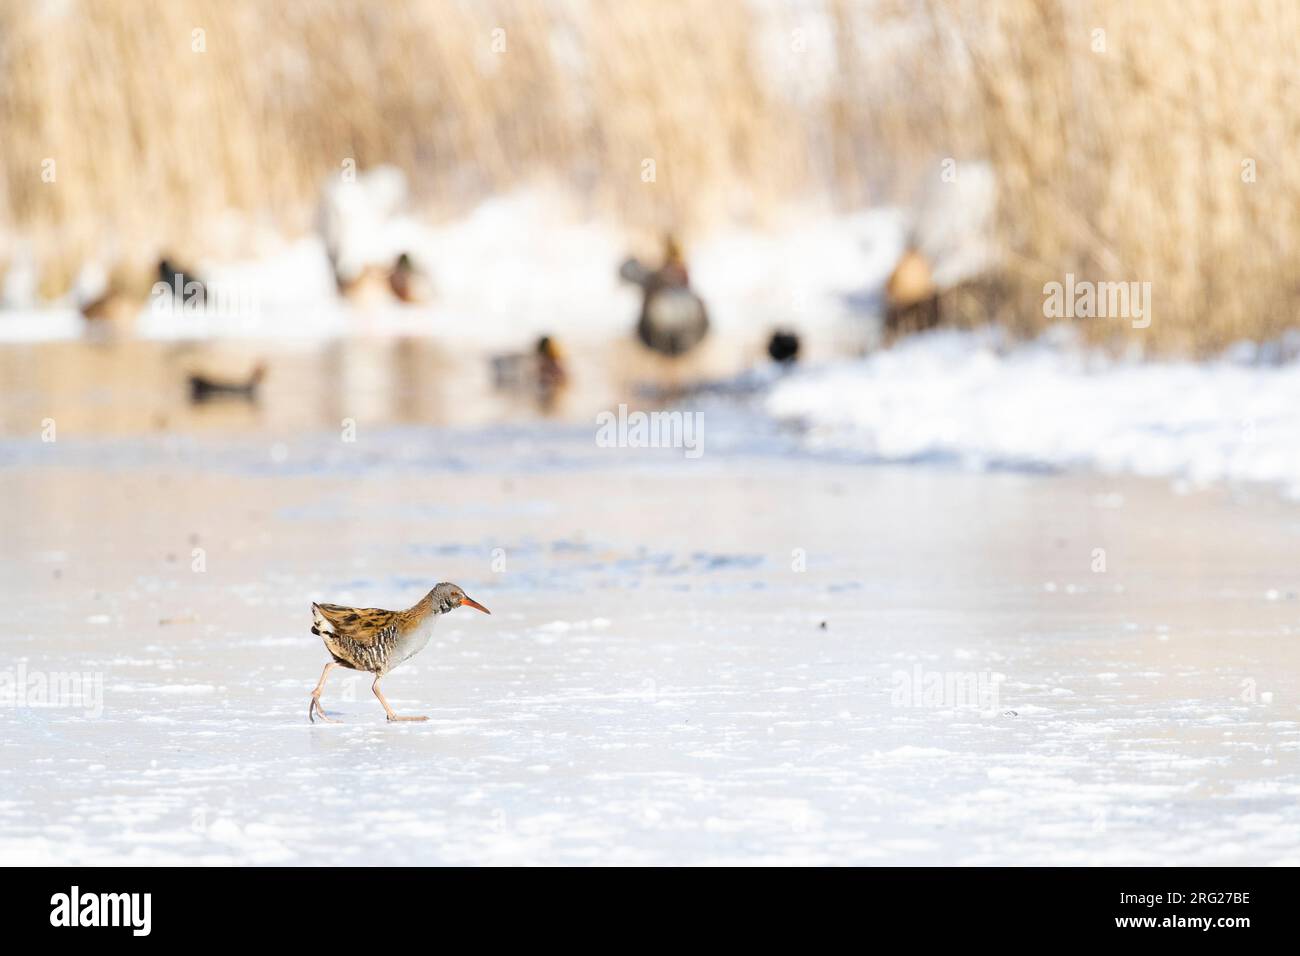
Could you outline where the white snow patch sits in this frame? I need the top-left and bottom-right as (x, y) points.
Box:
(767, 327), (1300, 493)
(0, 193), (903, 349)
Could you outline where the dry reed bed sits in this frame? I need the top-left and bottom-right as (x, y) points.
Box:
(931, 0), (1300, 352)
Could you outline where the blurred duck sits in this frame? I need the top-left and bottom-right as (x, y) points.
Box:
(317, 165), (415, 305)
(767, 329), (801, 365)
(388, 252), (433, 304)
(535, 336), (567, 392)
(884, 246), (939, 336)
(76, 263), (139, 336)
(80, 289), (137, 331)
(157, 257), (206, 308)
(885, 162), (999, 340)
(619, 235), (709, 357)
(335, 263), (391, 304)
(189, 363), (266, 403)
(491, 335), (568, 396)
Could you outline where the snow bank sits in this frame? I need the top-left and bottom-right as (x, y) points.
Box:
(765, 328), (1300, 493)
(0, 193), (904, 348)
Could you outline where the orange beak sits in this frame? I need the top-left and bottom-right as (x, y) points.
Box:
(461, 595), (491, 615)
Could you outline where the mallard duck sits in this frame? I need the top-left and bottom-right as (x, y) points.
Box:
(78, 262), (141, 334)
(491, 335), (568, 394)
(884, 247), (939, 337)
(189, 363), (266, 403)
(620, 235), (709, 357)
(534, 335), (567, 391)
(157, 257), (206, 308)
(80, 289), (137, 328)
(335, 263), (392, 305)
(317, 164), (408, 303)
(388, 252), (432, 304)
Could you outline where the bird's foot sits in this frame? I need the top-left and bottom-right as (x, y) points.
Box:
(309, 696), (340, 724)
(386, 714), (429, 722)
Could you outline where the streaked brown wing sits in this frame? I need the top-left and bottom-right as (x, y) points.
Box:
(312, 603), (400, 647)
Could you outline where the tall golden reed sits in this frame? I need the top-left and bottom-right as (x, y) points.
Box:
(0, 0), (1295, 351)
(927, 0), (1300, 353)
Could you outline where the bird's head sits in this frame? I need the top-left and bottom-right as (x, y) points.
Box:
(536, 335), (564, 361)
(432, 582), (491, 615)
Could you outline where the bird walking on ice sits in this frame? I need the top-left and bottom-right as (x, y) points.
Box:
(308, 583), (491, 723)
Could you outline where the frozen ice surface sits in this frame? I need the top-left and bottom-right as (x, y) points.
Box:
(2, 425), (1300, 865)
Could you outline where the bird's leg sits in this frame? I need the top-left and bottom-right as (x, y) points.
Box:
(372, 677), (428, 722)
(309, 661), (340, 723)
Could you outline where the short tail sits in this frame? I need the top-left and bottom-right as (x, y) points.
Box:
(310, 603), (334, 637)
